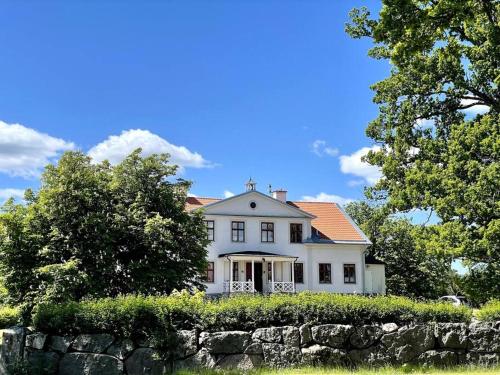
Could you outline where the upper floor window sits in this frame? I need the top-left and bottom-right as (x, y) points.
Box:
(261, 222), (274, 243)
(344, 264), (356, 284)
(290, 223), (303, 243)
(232, 221), (245, 242)
(205, 220), (214, 241)
(294, 263), (304, 284)
(203, 261), (214, 283)
(319, 263), (331, 284)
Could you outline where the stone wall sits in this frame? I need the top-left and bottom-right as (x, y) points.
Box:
(0, 322), (499, 374)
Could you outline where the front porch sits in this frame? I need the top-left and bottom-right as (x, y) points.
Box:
(220, 251), (297, 294)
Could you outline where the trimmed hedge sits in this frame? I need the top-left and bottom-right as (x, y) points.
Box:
(0, 305), (20, 328)
(32, 291), (472, 342)
(476, 299), (500, 321)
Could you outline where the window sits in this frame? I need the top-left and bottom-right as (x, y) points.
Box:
(267, 263), (272, 282)
(205, 220), (214, 241)
(232, 262), (239, 281)
(319, 263), (331, 284)
(204, 262), (214, 283)
(344, 264), (356, 284)
(294, 263), (304, 284)
(231, 221), (245, 242)
(290, 223), (303, 243)
(261, 222), (274, 242)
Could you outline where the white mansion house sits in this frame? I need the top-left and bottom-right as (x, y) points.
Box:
(187, 180), (385, 295)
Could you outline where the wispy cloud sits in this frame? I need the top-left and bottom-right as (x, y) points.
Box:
(0, 188), (26, 204)
(460, 99), (490, 115)
(88, 129), (214, 172)
(339, 146), (382, 185)
(0, 121), (75, 178)
(301, 192), (355, 206)
(311, 140), (339, 157)
(223, 190), (235, 198)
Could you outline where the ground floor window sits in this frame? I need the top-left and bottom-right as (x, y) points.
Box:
(344, 264), (356, 284)
(204, 261), (214, 283)
(319, 263), (331, 284)
(267, 262), (272, 282)
(294, 263), (304, 284)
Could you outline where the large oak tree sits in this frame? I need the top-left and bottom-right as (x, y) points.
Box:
(347, 0), (499, 301)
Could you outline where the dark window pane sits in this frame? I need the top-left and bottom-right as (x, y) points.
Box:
(344, 264), (356, 284)
(294, 263), (304, 284)
(290, 223), (303, 243)
(319, 263), (331, 284)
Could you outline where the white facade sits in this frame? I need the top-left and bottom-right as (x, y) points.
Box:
(192, 189), (385, 295)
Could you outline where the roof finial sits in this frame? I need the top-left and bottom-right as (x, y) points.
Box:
(245, 177), (257, 191)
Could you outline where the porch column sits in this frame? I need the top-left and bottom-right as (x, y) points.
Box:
(230, 258), (233, 293)
(271, 260), (274, 292)
(291, 261), (295, 292)
(252, 260), (255, 293)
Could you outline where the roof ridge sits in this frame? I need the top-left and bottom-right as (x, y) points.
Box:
(188, 196), (220, 200)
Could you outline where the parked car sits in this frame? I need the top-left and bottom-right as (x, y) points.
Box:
(439, 295), (470, 307)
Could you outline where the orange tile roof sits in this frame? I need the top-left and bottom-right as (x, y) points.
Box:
(288, 201), (364, 242)
(185, 197), (221, 211)
(185, 196), (365, 243)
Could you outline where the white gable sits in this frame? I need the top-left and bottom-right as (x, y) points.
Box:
(201, 191), (314, 218)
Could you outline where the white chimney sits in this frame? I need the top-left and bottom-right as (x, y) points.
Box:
(272, 189), (287, 202)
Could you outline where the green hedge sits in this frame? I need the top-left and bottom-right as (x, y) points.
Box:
(0, 306), (20, 328)
(32, 291), (471, 342)
(476, 299), (500, 321)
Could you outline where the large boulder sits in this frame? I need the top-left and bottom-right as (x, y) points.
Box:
(252, 327), (282, 343)
(172, 330), (198, 359)
(24, 350), (59, 375)
(382, 323), (398, 333)
(59, 353), (123, 375)
(465, 352), (500, 366)
(217, 353), (262, 370)
(282, 327), (300, 347)
(0, 327), (26, 370)
(244, 342), (263, 355)
(311, 324), (354, 348)
(467, 323), (500, 352)
(301, 345), (348, 366)
(261, 343), (301, 367)
(348, 345), (388, 366)
(349, 325), (382, 349)
(299, 324), (312, 347)
(125, 348), (166, 375)
(106, 339), (135, 360)
(49, 335), (74, 353)
(25, 333), (48, 350)
(416, 350), (458, 367)
(380, 325), (435, 363)
(435, 323), (468, 349)
(174, 348), (216, 370)
(71, 334), (115, 353)
(200, 331), (250, 354)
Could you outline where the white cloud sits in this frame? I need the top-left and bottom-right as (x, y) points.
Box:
(311, 140), (339, 157)
(339, 146), (382, 185)
(88, 129), (213, 171)
(0, 121), (75, 178)
(347, 179), (365, 187)
(301, 192), (355, 206)
(223, 190), (235, 198)
(460, 99), (490, 115)
(0, 188), (26, 204)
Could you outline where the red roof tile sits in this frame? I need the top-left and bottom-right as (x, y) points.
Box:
(185, 197), (221, 211)
(287, 201), (364, 242)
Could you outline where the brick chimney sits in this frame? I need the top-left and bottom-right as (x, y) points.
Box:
(272, 189), (287, 202)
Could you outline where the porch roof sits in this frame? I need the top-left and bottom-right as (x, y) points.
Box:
(218, 251), (297, 261)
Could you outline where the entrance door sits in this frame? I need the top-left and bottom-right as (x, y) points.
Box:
(245, 262), (264, 293)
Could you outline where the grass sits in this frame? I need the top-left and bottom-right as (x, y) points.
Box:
(175, 366), (500, 375)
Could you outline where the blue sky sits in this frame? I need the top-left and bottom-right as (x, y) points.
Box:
(0, 1), (389, 205)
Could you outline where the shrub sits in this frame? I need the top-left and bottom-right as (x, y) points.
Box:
(0, 305), (21, 328)
(32, 291), (471, 342)
(476, 299), (500, 321)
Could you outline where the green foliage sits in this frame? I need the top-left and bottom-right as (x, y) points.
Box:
(0, 305), (20, 328)
(476, 299), (500, 321)
(346, 1), (500, 301)
(345, 201), (452, 299)
(0, 150), (209, 312)
(32, 292), (471, 341)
